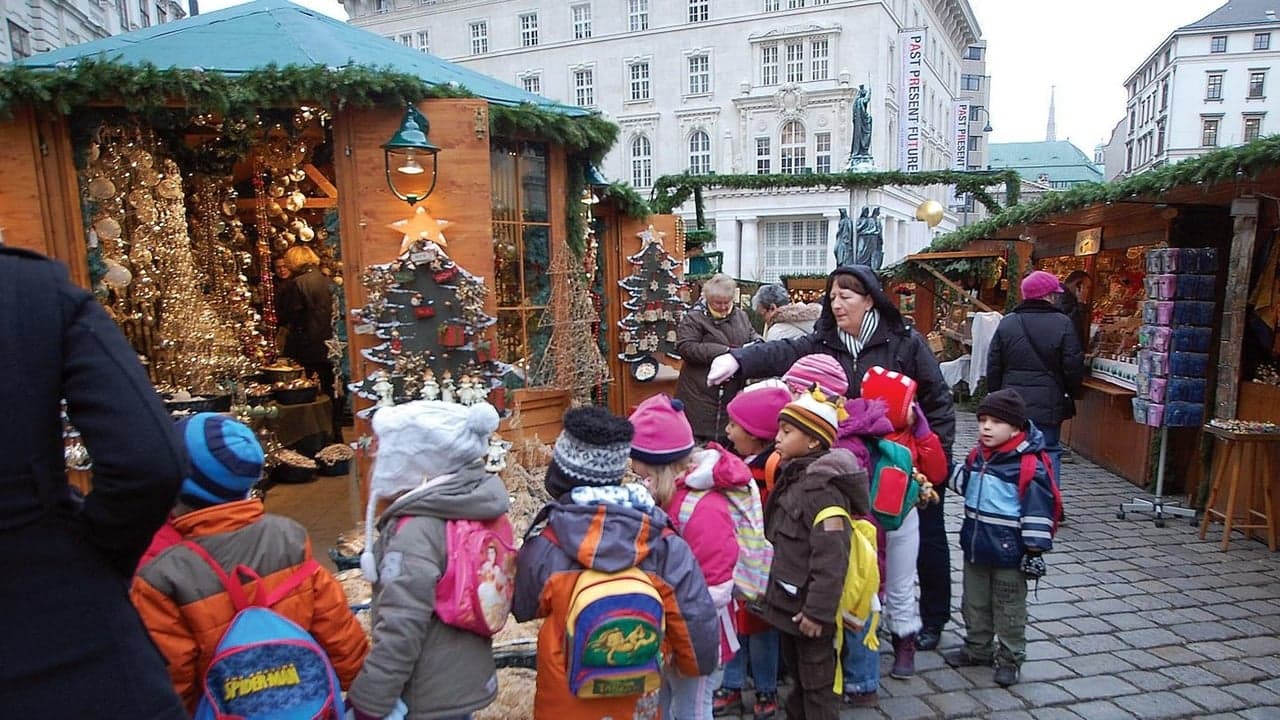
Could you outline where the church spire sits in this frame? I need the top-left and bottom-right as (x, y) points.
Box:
(1046, 85), (1057, 142)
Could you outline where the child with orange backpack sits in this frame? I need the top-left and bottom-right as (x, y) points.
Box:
(715, 385), (793, 719)
(629, 394), (767, 720)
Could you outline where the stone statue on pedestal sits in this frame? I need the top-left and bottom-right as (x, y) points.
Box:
(855, 207), (884, 270)
(834, 208), (856, 267)
(847, 85), (874, 169)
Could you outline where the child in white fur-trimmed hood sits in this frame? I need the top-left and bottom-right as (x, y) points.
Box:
(346, 400), (509, 720)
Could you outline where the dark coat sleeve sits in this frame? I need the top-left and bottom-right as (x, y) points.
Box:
(731, 334), (822, 382)
(903, 331), (956, 459)
(986, 322), (1006, 393)
(60, 278), (186, 576)
(1061, 321), (1085, 397)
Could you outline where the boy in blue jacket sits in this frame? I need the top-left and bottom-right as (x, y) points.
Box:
(945, 389), (1058, 687)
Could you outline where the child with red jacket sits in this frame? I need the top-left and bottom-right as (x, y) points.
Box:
(861, 366), (948, 486)
(717, 385), (792, 719)
(630, 393), (756, 720)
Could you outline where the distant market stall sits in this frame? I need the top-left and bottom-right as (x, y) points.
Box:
(0, 0), (668, 454)
(922, 136), (1280, 510)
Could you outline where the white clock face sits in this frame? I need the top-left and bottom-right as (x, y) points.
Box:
(634, 360), (658, 382)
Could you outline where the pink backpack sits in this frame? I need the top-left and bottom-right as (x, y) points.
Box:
(434, 517), (518, 636)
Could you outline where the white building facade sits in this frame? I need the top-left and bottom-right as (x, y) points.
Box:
(345, 0), (988, 282)
(2, 0), (186, 62)
(1119, 0), (1279, 178)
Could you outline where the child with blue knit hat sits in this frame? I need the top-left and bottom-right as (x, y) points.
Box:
(130, 413), (369, 712)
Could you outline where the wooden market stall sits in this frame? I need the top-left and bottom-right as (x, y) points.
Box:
(0, 0), (648, 461)
(922, 136), (1280, 509)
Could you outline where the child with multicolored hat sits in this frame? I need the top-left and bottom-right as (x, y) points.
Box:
(762, 388), (871, 720)
(514, 406), (720, 720)
(629, 393), (759, 720)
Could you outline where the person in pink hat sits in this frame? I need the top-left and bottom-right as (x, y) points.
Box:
(987, 270), (1085, 498)
(629, 393), (758, 720)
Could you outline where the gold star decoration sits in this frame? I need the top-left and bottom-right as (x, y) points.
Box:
(389, 206), (450, 253)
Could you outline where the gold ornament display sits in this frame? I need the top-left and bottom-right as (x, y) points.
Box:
(915, 199), (945, 228)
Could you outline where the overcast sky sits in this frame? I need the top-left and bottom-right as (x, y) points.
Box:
(967, 0), (1223, 152)
(202, 0), (1225, 155)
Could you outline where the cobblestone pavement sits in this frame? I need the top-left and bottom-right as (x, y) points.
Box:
(724, 411), (1280, 720)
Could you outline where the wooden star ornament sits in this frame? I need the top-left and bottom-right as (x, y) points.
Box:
(389, 206), (450, 253)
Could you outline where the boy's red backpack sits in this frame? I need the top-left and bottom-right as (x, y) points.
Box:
(964, 446), (1064, 533)
(183, 541), (342, 720)
(433, 516), (518, 636)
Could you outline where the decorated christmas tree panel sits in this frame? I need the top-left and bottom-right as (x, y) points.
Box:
(617, 225), (688, 374)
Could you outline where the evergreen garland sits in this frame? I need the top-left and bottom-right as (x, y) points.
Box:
(0, 59), (617, 161)
(598, 181), (651, 219)
(649, 169), (1020, 216)
(929, 134), (1280, 252)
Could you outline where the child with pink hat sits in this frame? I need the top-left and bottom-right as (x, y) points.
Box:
(629, 394), (759, 720)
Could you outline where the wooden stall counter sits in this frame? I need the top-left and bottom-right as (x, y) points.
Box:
(1061, 378), (1152, 486)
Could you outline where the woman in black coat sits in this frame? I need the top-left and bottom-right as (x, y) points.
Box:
(0, 247), (187, 719)
(277, 245), (338, 437)
(706, 265), (957, 649)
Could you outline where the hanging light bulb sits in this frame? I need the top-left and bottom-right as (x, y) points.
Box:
(398, 150), (425, 176)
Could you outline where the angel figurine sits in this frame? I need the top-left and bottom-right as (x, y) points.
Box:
(440, 370), (456, 404)
(374, 375), (395, 408)
(420, 369), (440, 401)
(457, 374), (476, 405)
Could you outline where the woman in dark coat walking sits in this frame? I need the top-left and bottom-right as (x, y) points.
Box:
(0, 247), (187, 719)
(277, 245), (339, 437)
(987, 270), (1085, 489)
(706, 265), (957, 650)
(675, 273), (760, 443)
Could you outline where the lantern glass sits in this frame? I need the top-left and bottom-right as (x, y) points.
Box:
(383, 106), (441, 205)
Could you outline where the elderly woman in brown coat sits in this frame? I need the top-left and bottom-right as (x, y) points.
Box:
(675, 274), (761, 443)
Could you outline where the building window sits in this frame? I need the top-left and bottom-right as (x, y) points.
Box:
(761, 219), (828, 282)
(810, 38), (829, 80)
(756, 138), (771, 174)
(688, 55), (710, 95)
(631, 135), (653, 187)
(968, 135), (981, 152)
(1255, 32), (1271, 50)
(1202, 117), (1220, 147)
(1211, 35), (1227, 53)
(374, 0), (388, 12)
(1160, 79), (1168, 110)
(573, 68), (595, 107)
(520, 12), (538, 47)
(1206, 72), (1223, 100)
(629, 0), (649, 31)
(761, 45), (779, 86)
(964, 45), (984, 60)
(780, 120), (806, 174)
(521, 73), (541, 95)
(1157, 121), (1166, 153)
(140, 4), (150, 26)
(156, 2), (166, 23)
(689, 0), (709, 23)
(7, 20), (29, 57)
(765, 0), (779, 9)
(398, 33), (413, 46)
(1244, 115), (1263, 142)
(469, 21), (488, 54)
(1250, 71), (1266, 98)
(785, 42), (804, 83)
(689, 131), (712, 174)
(491, 141), (552, 368)
(961, 74), (983, 91)
(814, 132), (831, 173)
(628, 61), (651, 100)
(417, 30), (430, 52)
(572, 4), (592, 39)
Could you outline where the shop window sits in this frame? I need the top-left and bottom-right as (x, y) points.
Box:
(1206, 72), (1223, 100)
(628, 61), (651, 101)
(469, 21), (488, 54)
(688, 0), (709, 23)
(1211, 35), (1227, 53)
(1249, 70), (1266, 98)
(1255, 32), (1271, 50)
(1201, 117), (1220, 147)
(631, 135), (653, 187)
(491, 142), (552, 369)
(755, 137), (771, 174)
(814, 131), (831, 173)
(1244, 115), (1263, 142)
(780, 121), (806, 174)
(760, 219), (828, 282)
(629, 0), (649, 31)
(520, 12), (538, 47)
(760, 45), (779, 86)
(688, 130), (711, 174)
(572, 3), (592, 39)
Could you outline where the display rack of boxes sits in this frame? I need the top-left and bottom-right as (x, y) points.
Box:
(1133, 247), (1218, 427)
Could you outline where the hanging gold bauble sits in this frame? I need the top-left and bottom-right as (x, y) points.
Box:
(87, 176), (116, 200)
(94, 217), (122, 240)
(914, 199), (945, 228)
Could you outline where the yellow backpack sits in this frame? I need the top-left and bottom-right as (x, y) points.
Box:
(812, 506), (881, 695)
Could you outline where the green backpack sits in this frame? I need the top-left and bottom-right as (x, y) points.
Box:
(866, 438), (920, 531)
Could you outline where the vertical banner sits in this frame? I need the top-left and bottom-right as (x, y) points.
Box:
(952, 101), (970, 171)
(898, 28), (926, 172)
